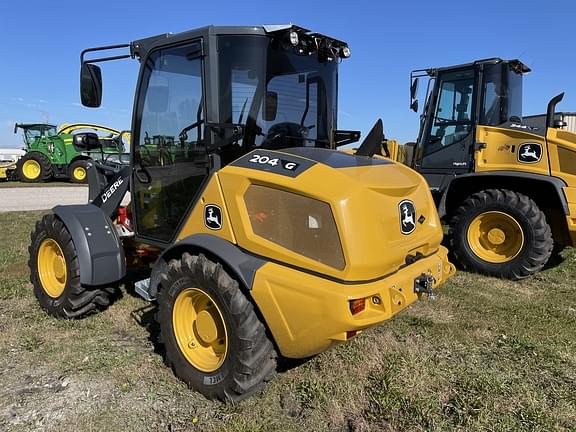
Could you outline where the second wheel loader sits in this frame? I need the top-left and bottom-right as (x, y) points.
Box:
(384, 58), (576, 280)
(27, 25), (454, 402)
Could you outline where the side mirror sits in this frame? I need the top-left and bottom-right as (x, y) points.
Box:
(146, 86), (169, 113)
(410, 77), (419, 100)
(73, 132), (101, 150)
(80, 63), (102, 108)
(554, 119), (567, 129)
(264, 91), (278, 121)
(410, 77), (419, 112)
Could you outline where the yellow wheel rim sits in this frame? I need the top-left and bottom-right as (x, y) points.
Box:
(73, 166), (86, 181)
(37, 238), (67, 298)
(172, 288), (228, 373)
(23, 160), (41, 180)
(467, 211), (524, 263)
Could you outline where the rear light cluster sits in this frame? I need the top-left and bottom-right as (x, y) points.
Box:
(349, 298), (365, 315)
(349, 295), (382, 315)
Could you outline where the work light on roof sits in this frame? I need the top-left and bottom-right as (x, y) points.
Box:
(340, 46), (351, 58)
(289, 31), (299, 46)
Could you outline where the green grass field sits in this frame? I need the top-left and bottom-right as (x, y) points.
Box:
(0, 211), (574, 431)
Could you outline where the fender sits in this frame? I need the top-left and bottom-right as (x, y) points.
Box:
(53, 204), (125, 286)
(148, 234), (266, 299)
(438, 171), (569, 218)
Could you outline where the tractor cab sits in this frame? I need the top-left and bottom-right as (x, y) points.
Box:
(404, 58), (530, 191)
(14, 123), (58, 147)
(81, 25), (356, 244)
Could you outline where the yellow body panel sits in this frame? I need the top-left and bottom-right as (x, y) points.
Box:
(547, 128), (576, 187)
(168, 149), (454, 358)
(251, 246), (455, 358)
(472, 126), (576, 246)
(474, 126), (549, 175)
(176, 173), (236, 243)
(217, 154), (443, 282)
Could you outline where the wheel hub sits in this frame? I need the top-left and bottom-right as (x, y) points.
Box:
(487, 227), (506, 245)
(172, 288), (227, 372)
(37, 238), (67, 298)
(195, 310), (219, 344)
(73, 166), (86, 181)
(23, 160), (41, 179)
(467, 211), (525, 263)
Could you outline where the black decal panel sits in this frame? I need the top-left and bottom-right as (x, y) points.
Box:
(231, 150), (316, 178)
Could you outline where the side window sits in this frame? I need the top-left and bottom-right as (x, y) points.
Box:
(133, 43), (206, 242)
(425, 71), (474, 156)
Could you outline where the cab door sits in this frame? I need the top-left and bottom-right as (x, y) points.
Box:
(132, 41), (207, 244)
(416, 68), (475, 190)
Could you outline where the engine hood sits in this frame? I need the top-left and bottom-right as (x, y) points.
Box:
(218, 147), (443, 282)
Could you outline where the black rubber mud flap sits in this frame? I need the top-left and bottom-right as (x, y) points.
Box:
(53, 204), (125, 286)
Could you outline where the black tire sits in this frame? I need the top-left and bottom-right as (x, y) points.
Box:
(29, 213), (119, 318)
(68, 159), (91, 184)
(16, 152), (53, 183)
(448, 189), (553, 280)
(157, 253), (277, 402)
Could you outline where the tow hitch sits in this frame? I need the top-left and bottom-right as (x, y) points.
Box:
(414, 273), (436, 300)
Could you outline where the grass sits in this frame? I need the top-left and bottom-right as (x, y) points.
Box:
(0, 211), (574, 431)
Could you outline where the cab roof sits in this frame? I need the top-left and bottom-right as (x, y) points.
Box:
(417, 57), (531, 77)
(130, 24), (347, 59)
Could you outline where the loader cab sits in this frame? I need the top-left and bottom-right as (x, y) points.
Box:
(80, 25), (352, 245)
(409, 58), (529, 194)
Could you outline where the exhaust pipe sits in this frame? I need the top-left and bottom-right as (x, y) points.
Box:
(546, 92), (564, 128)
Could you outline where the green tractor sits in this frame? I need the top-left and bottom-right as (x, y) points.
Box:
(14, 123), (127, 183)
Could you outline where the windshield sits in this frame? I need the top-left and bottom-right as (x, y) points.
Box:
(480, 63), (523, 126)
(22, 125), (57, 144)
(217, 35), (338, 152)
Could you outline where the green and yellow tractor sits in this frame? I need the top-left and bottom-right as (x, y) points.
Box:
(14, 122), (127, 183)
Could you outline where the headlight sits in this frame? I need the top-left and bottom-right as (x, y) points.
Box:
(244, 184), (345, 270)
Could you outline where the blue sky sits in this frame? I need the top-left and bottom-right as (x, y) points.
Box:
(1, 0), (575, 147)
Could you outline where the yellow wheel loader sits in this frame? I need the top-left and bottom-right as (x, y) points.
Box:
(28, 25), (454, 402)
(384, 58), (576, 280)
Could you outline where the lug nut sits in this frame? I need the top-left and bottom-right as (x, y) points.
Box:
(371, 296), (381, 305)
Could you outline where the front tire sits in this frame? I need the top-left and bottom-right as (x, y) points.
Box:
(29, 213), (118, 318)
(17, 152), (53, 183)
(68, 159), (90, 184)
(157, 253), (277, 402)
(449, 189), (553, 280)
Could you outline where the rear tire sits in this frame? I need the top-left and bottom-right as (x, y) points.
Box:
(29, 213), (118, 318)
(17, 152), (53, 183)
(157, 253), (277, 402)
(68, 159), (90, 184)
(449, 189), (553, 280)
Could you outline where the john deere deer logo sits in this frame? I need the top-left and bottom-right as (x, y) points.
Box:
(204, 205), (222, 230)
(518, 143), (542, 163)
(399, 200), (416, 235)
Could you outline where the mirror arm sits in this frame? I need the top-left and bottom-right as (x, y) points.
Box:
(206, 123), (244, 151)
(334, 130), (361, 147)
